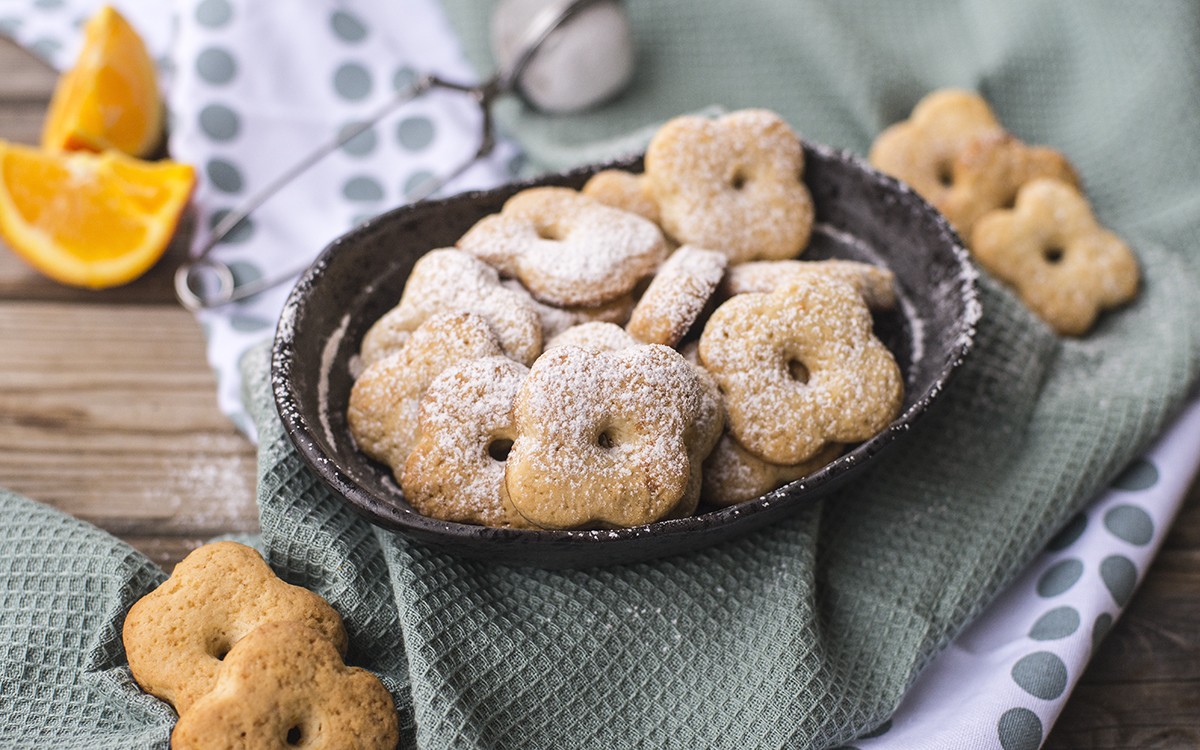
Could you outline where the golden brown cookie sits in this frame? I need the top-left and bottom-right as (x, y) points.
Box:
(868, 88), (1006, 207)
(122, 542), (347, 715)
(644, 109), (814, 263)
(627, 245), (728, 347)
(402, 356), (533, 528)
(359, 248), (543, 368)
(504, 344), (722, 529)
(970, 177), (1139, 336)
(582, 169), (661, 225)
(702, 436), (843, 507)
(171, 622), (398, 750)
(544, 321), (639, 353)
(502, 278), (635, 340)
(936, 131), (1080, 240)
(457, 186), (668, 307)
(348, 311), (504, 470)
(699, 276), (903, 465)
(719, 258), (897, 310)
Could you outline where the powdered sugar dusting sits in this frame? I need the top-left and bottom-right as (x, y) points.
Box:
(627, 245), (728, 347)
(358, 249), (542, 367)
(699, 276), (903, 465)
(402, 356), (530, 528)
(643, 109), (814, 263)
(505, 345), (718, 528)
(458, 187), (668, 307)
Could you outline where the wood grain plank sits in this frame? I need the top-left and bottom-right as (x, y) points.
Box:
(0, 37), (57, 101)
(0, 302), (259, 562)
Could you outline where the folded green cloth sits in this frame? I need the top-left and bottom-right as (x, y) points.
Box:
(4, 2), (1200, 749)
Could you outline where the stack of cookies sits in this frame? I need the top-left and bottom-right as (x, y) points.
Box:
(122, 542), (398, 749)
(347, 109), (906, 531)
(869, 88), (1139, 336)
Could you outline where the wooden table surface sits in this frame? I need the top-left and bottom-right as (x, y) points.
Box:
(0, 37), (1196, 748)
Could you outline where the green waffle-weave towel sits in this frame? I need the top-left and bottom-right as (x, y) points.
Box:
(3, 1), (1200, 748)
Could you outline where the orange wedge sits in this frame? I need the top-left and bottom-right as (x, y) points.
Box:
(42, 5), (164, 157)
(0, 140), (194, 289)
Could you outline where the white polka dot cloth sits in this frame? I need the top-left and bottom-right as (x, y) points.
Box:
(4, 0), (520, 437)
(3, 4), (1200, 748)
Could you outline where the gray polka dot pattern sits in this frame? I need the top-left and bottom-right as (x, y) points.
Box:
(227, 260), (263, 287)
(1099, 555), (1138, 606)
(404, 170), (437, 200)
(338, 122), (378, 158)
(997, 708), (1042, 750)
(1103, 505), (1154, 545)
(330, 10), (367, 43)
(1112, 459), (1159, 491)
(396, 115), (435, 151)
(1046, 513), (1086, 551)
(208, 209), (255, 245)
(230, 313), (273, 332)
(333, 62), (372, 100)
(199, 103), (241, 141)
(196, 47), (237, 85)
(1029, 606), (1080, 641)
(343, 176), (384, 202)
(393, 66), (418, 92)
(206, 158), (244, 193)
(1011, 652), (1068, 700)
(1036, 559), (1083, 597)
(195, 0), (233, 28)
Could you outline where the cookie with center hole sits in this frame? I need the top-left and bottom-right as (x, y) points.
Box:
(699, 276), (903, 465)
(457, 186), (668, 307)
(971, 177), (1139, 336)
(170, 622), (398, 750)
(402, 356), (534, 528)
(644, 109), (815, 264)
(504, 344), (722, 529)
(122, 542), (347, 715)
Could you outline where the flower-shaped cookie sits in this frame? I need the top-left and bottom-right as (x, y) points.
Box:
(501, 278), (635, 340)
(122, 541), (347, 714)
(348, 311), (504, 470)
(544, 321), (639, 353)
(582, 168), (661, 225)
(868, 88), (1005, 206)
(644, 109), (814, 263)
(457, 186), (668, 307)
(402, 356), (533, 528)
(971, 178), (1139, 336)
(937, 132), (1080, 240)
(171, 622), (398, 750)
(699, 276), (903, 465)
(720, 258), (897, 310)
(504, 344), (722, 529)
(626, 245), (728, 347)
(359, 248), (543, 368)
(702, 435), (843, 507)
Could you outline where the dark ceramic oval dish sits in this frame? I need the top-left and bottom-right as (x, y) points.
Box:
(272, 142), (980, 569)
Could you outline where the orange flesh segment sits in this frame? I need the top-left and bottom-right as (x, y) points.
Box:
(41, 5), (163, 157)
